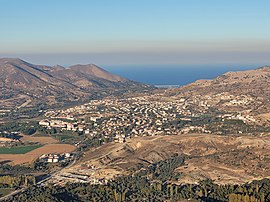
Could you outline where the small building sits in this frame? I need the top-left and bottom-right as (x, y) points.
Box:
(47, 154), (60, 163)
(65, 153), (71, 158)
(53, 158), (59, 163)
(39, 120), (50, 126)
(90, 117), (98, 122)
(47, 157), (53, 163)
(66, 123), (74, 130)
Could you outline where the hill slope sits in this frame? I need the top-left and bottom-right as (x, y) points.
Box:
(171, 66), (270, 97)
(62, 134), (270, 185)
(167, 66), (270, 124)
(0, 58), (152, 111)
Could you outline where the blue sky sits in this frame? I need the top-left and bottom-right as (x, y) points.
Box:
(0, 0), (270, 65)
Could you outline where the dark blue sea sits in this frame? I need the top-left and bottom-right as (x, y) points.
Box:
(104, 64), (264, 86)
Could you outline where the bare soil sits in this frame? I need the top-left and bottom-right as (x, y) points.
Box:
(69, 134), (270, 184)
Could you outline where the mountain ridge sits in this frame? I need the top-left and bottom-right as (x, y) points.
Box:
(0, 58), (152, 111)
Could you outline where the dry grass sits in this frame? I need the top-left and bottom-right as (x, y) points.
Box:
(20, 134), (58, 144)
(69, 134), (270, 184)
(256, 113), (270, 123)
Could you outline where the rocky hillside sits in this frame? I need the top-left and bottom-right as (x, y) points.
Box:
(0, 58), (152, 111)
(167, 66), (270, 124)
(169, 66), (270, 96)
(68, 134), (270, 185)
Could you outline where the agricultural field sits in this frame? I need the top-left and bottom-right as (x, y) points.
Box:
(0, 144), (42, 154)
(0, 144), (76, 165)
(20, 134), (58, 144)
(0, 134), (76, 165)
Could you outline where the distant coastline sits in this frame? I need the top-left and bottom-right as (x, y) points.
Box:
(104, 64), (262, 86)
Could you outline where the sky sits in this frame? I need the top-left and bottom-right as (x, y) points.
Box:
(0, 0), (270, 66)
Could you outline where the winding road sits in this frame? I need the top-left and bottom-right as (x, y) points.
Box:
(0, 153), (77, 201)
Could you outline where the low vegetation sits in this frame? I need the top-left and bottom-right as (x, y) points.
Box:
(0, 175), (36, 188)
(7, 156), (270, 201)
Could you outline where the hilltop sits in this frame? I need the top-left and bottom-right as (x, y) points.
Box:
(169, 65), (270, 97)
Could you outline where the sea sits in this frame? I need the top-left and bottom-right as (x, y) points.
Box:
(104, 64), (264, 87)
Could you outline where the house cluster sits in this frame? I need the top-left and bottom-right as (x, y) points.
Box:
(178, 92), (260, 124)
(38, 90), (262, 143)
(40, 95), (215, 142)
(218, 113), (257, 124)
(39, 153), (72, 163)
(39, 119), (86, 132)
(0, 109), (10, 117)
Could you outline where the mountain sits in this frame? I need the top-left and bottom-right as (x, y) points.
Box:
(51, 64), (129, 89)
(174, 66), (270, 96)
(167, 66), (270, 123)
(0, 58), (152, 111)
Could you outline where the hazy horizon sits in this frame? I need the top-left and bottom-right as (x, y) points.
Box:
(0, 56), (266, 85)
(1, 0), (270, 66)
(104, 63), (264, 85)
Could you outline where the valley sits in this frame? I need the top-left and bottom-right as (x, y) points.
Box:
(0, 58), (153, 120)
(1, 62), (270, 201)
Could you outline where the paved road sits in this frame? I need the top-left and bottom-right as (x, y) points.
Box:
(0, 154), (77, 201)
(0, 188), (27, 202)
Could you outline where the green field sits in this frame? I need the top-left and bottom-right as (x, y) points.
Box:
(0, 144), (42, 154)
(0, 188), (15, 197)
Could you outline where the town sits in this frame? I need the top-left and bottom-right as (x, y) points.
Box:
(34, 91), (269, 185)
(39, 92), (261, 143)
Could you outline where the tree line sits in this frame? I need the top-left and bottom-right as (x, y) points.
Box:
(6, 155), (270, 202)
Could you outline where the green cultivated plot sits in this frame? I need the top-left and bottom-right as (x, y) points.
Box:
(0, 145), (42, 154)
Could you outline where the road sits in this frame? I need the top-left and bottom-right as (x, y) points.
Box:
(0, 154), (78, 201)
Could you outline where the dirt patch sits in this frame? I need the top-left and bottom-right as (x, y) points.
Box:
(69, 134), (270, 184)
(256, 113), (270, 123)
